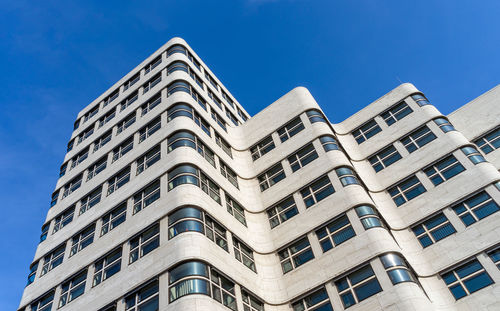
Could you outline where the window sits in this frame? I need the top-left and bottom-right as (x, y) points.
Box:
(355, 205), (383, 229)
(226, 110), (239, 126)
(267, 196), (298, 228)
(123, 73), (140, 91)
(306, 109), (327, 124)
(117, 112), (136, 134)
(107, 166), (131, 195)
(441, 259), (494, 299)
(278, 117), (305, 142)
(452, 191), (499, 226)
(125, 280), (159, 311)
(258, 163), (286, 191)
(412, 212), (456, 248)
(53, 206), (75, 233)
(167, 80), (191, 96)
(167, 60), (189, 75)
(50, 190), (59, 207)
(352, 119), (381, 144)
(474, 127), (500, 154)
(205, 72), (219, 90)
(27, 262), (38, 285)
(112, 137), (133, 162)
(138, 117), (161, 142)
(316, 214), (356, 252)
(129, 224), (160, 263)
(233, 237), (256, 272)
(220, 161), (238, 188)
(300, 175), (335, 208)
(62, 174), (83, 198)
(380, 101), (413, 126)
(168, 165), (221, 204)
(336, 167), (360, 186)
(78, 125), (94, 144)
(79, 187), (102, 215)
(238, 108), (248, 122)
(288, 143), (318, 172)
(423, 155), (465, 186)
(93, 248), (121, 286)
(40, 244), (65, 275)
(167, 44), (187, 56)
(461, 146), (487, 164)
(488, 248), (500, 269)
(67, 139), (74, 152)
(388, 175), (426, 206)
(225, 193), (246, 226)
(335, 264), (382, 308)
(59, 163), (67, 177)
(278, 237), (314, 273)
(73, 119), (80, 131)
(168, 261), (237, 310)
(59, 269), (87, 307)
(70, 224), (95, 256)
(167, 103), (211, 136)
(222, 91), (235, 108)
(136, 145), (161, 175)
(242, 289), (264, 311)
(144, 55), (162, 74)
(133, 180), (160, 214)
(70, 147), (89, 169)
(380, 253), (416, 284)
(411, 93), (430, 106)
(211, 110), (227, 131)
(120, 90), (138, 111)
(87, 156), (107, 181)
(40, 223), (49, 242)
(84, 105), (99, 122)
(319, 135), (339, 152)
(292, 287), (333, 311)
(215, 132), (232, 157)
(191, 88), (207, 110)
(101, 202), (127, 236)
(368, 145), (402, 172)
(99, 108), (116, 127)
(434, 117), (456, 132)
(250, 135), (275, 160)
(167, 131), (215, 167)
(93, 130), (112, 152)
(141, 92), (161, 115)
(400, 125), (437, 153)
(190, 70), (204, 90)
(30, 291), (54, 311)
(188, 51), (201, 70)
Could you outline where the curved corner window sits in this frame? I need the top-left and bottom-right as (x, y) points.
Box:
(168, 103), (194, 121)
(336, 167), (360, 186)
(319, 135), (339, 152)
(168, 165), (200, 190)
(434, 117), (456, 133)
(167, 80), (191, 96)
(306, 109), (327, 123)
(355, 205), (383, 229)
(167, 44), (187, 56)
(411, 94), (430, 106)
(461, 146), (487, 164)
(167, 131), (216, 167)
(380, 253), (416, 285)
(167, 61), (189, 75)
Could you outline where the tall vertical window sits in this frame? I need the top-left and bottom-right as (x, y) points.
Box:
(143, 55), (162, 74)
(423, 155), (465, 186)
(222, 91), (235, 108)
(136, 145), (161, 175)
(292, 287), (333, 311)
(380, 253), (416, 284)
(278, 237), (314, 273)
(40, 223), (49, 242)
(461, 146), (487, 164)
(79, 187), (102, 215)
(133, 180), (160, 214)
(87, 156), (107, 181)
(233, 236), (256, 272)
(40, 244), (65, 275)
(355, 205), (383, 229)
(59, 270), (87, 307)
(125, 280), (159, 311)
(69, 224), (95, 256)
(368, 145), (402, 172)
(107, 166), (131, 195)
(27, 262), (38, 285)
(380, 101), (413, 126)
(250, 135), (275, 160)
(129, 224), (160, 263)
(93, 248), (122, 286)
(474, 127), (500, 154)
(123, 73), (140, 91)
(120, 90), (138, 111)
(319, 135), (339, 152)
(50, 190), (59, 207)
(412, 212), (456, 248)
(53, 206), (75, 233)
(267, 196), (299, 228)
(352, 119), (381, 144)
(278, 117), (305, 142)
(434, 117), (456, 133)
(306, 109), (327, 123)
(258, 163), (286, 191)
(112, 137), (133, 162)
(335, 264), (382, 308)
(441, 259), (494, 299)
(101, 202), (127, 236)
(411, 94), (430, 106)
(220, 161), (239, 188)
(300, 175), (335, 208)
(452, 191), (499, 226)
(93, 130), (112, 152)
(288, 143), (318, 172)
(388, 175), (426, 206)
(225, 193), (247, 226)
(59, 163), (67, 177)
(336, 167), (360, 186)
(67, 139), (74, 152)
(316, 214), (356, 252)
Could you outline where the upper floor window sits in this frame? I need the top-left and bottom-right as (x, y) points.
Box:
(73, 119), (80, 131)
(288, 143), (318, 172)
(123, 73), (140, 91)
(139, 117), (161, 143)
(167, 131), (215, 167)
(69, 224), (95, 256)
(129, 224), (160, 263)
(78, 125), (94, 144)
(215, 132), (232, 157)
(143, 55), (162, 74)
(67, 139), (74, 152)
(233, 236), (256, 272)
(250, 135), (275, 161)
(267, 196), (298, 228)
(300, 175), (335, 208)
(27, 262), (38, 286)
(167, 60), (189, 75)
(140, 92), (161, 116)
(352, 119), (381, 144)
(237, 108), (248, 122)
(103, 89), (119, 107)
(258, 163), (286, 191)
(292, 287), (333, 311)
(242, 289), (264, 311)
(205, 72), (219, 90)
(107, 166), (131, 195)
(59, 269), (87, 307)
(316, 214), (356, 252)
(380, 253), (416, 284)
(53, 206), (75, 234)
(31, 291), (54, 311)
(112, 137), (133, 162)
(133, 180), (160, 214)
(319, 135), (339, 152)
(211, 110), (227, 132)
(40, 223), (49, 243)
(412, 212), (456, 248)
(83, 105), (99, 122)
(62, 174), (83, 198)
(400, 125), (436, 153)
(93, 247), (122, 286)
(226, 110), (239, 126)
(336, 167), (360, 186)
(70, 147), (89, 169)
(461, 146), (487, 164)
(278, 237), (314, 273)
(87, 156), (107, 181)
(423, 155), (465, 186)
(474, 127), (500, 154)
(306, 109), (327, 123)
(116, 112), (136, 135)
(50, 190), (59, 207)
(93, 130), (112, 152)
(167, 165), (221, 204)
(368, 145), (402, 172)
(120, 90), (138, 112)
(278, 117), (305, 142)
(380, 101), (413, 126)
(355, 205), (383, 229)
(452, 190), (499, 226)
(335, 264), (382, 308)
(125, 280), (159, 311)
(167, 44), (187, 56)
(222, 91), (235, 108)
(41, 244), (65, 276)
(167, 103), (211, 136)
(101, 202), (127, 236)
(220, 161), (238, 188)
(388, 175), (426, 206)
(411, 94), (430, 106)
(136, 145), (161, 175)
(225, 193), (246, 226)
(441, 259), (493, 299)
(488, 248), (500, 269)
(167, 80), (191, 96)
(434, 117), (456, 133)
(79, 186), (102, 215)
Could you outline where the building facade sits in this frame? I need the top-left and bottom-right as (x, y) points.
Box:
(18, 37), (500, 311)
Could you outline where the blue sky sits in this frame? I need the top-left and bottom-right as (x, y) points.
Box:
(1, 0), (500, 309)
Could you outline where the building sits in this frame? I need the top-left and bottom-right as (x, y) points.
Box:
(18, 37), (500, 311)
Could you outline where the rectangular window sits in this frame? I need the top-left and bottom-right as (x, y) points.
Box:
(123, 73), (140, 91)
(220, 161), (238, 188)
(129, 224), (160, 263)
(84, 105), (99, 122)
(117, 112), (136, 134)
(136, 145), (161, 175)
(78, 125), (94, 144)
(242, 289), (264, 311)
(452, 191), (499, 226)
(258, 163), (286, 191)
(87, 156), (107, 181)
(70, 224), (95, 256)
(144, 55), (162, 74)
(441, 259), (494, 299)
(120, 90), (138, 111)
(288, 143), (318, 172)
(225, 193), (246, 226)
(93, 130), (112, 152)
(423, 155), (465, 186)
(316, 214), (356, 252)
(79, 187), (102, 215)
(222, 91), (235, 108)
(201, 173), (222, 204)
(101, 202), (127, 236)
(93, 248), (121, 286)
(40, 244), (65, 275)
(70, 147), (89, 169)
(368, 145), (402, 172)
(73, 119), (80, 131)
(51, 190), (59, 207)
(59, 270), (87, 307)
(292, 287), (333, 311)
(40, 223), (49, 242)
(434, 118), (456, 133)
(125, 280), (159, 311)
(98, 108), (116, 127)
(215, 132), (232, 157)
(226, 110), (239, 126)
(335, 264), (382, 308)
(208, 89), (223, 110)
(400, 125), (437, 153)
(380, 101), (413, 126)
(211, 110), (227, 132)
(67, 139), (74, 152)
(278, 117), (305, 142)
(233, 237), (256, 272)
(461, 146), (487, 164)
(107, 166), (131, 195)
(267, 196), (299, 228)
(238, 108), (248, 122)
(388, 175), (426, 206)
(474, 127), (500, 154)
(133, 180), (160, 214)
(488, 248), (500, 269)
(59, 163), (67, 177)
(112, 137), (133, 162)
(352, 119), (381, 144)
(141, 92), (161, 115)
(62, 174), (83, 198)
(53, 206), (75, 233)
(300, 175), (335, 208)
(278, 237), (314, 273)
(205, 72), (219, 89)
(250, 135), (275, 160)
(195, 111), (211, 137)
(412, 213), (456, 248)
(138, 117), (161, 143)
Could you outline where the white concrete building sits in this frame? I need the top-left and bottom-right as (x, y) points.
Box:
(18, 38), (500, 311)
